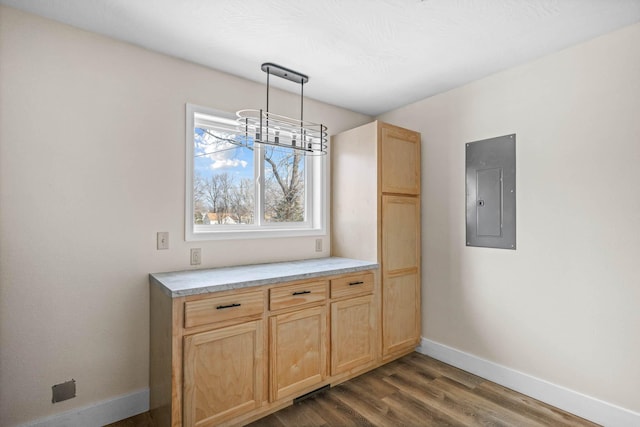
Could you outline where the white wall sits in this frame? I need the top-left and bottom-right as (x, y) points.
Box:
(378, 23), (640, 413)
(0, 6), (371, 426)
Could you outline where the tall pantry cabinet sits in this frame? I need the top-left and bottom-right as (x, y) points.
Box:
(331, 121), (421, 361)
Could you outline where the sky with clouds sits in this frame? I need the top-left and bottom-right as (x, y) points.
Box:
(194, 127), (253, 181)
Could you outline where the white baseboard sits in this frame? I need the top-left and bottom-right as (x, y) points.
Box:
(20, 388), (149, 427)
(417, 338), (639, 427)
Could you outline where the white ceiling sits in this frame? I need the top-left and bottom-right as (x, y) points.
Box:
(2, 0), (640, 116)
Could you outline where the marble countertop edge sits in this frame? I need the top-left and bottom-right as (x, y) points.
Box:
(150, 257), (378, 298)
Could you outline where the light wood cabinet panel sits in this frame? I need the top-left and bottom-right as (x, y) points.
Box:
(382, 272), (420, 357)
(382, 195), (421, 357)
(269, 306), (327, 401)
(184, 290), (264, 329)
(382, 195), (420, 272)
(183, 320), (264, 427)
(269, 281), (327, 312)
(331, 294), (376, 375)
(330, 272), (374, 299)
(380, 123), (421, 195)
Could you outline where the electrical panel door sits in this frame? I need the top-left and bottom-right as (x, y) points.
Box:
(466, 134), (516, 249)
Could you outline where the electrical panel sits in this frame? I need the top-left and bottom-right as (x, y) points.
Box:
(466, 134), (516, 250)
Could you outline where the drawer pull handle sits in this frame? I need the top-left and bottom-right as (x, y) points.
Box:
(216, 303), (241, 310)
(349, 281), (364, 286)
(292, 290), (311, 296)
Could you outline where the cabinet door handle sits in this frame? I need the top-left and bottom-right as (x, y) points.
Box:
(349, 281), (364, 286)
(292, 290), (311, 296)
(216, 303), (241, 310)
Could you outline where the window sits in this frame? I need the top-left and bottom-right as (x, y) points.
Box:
(186, 104), (326, 240)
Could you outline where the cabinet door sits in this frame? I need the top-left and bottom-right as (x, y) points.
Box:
(269, 306), (327, 401)
(331, 294), (376, 375)
(382, 195), (421, 358)
(380, 123), (421, 195)
(183, 320), (264, 427)
(381, 272), (420, 357)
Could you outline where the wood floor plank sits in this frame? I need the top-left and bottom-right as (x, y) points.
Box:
(384, 358), (440, 386)
(347, 369), (399, 400)
(381, 369), (508, 427)
(382, 389), (467, 427)
(304, 390), (376, 427)
(245, 411), (288, 427)
(271, 400), (328, 427)
(474, 381), (600, 427)
(400, 352), (485, 388)
(331, 380), (410, 426)
(431, 377), (547, 427)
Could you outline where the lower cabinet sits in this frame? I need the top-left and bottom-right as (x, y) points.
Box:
(183, 320), (264, 427)
(330, 294), (376, 375)
(329, 272), (376, 376)
(269, 305), (327, 401)
(150, 266), (418, 426)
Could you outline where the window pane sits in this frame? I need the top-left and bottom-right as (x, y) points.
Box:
(263, 147), (305, 223)
(193, 125), (255, 225)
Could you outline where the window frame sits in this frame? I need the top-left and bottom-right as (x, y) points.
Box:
(185, 103), (327, 241)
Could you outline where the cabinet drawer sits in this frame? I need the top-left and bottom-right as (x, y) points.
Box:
(269, 281), (327, 311)
(184, 290), (264, 329)
(330, 272), (374, 299)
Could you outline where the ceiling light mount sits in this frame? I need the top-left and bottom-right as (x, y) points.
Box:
(260, 62), (308, 84)
(237, 63), (327, 155)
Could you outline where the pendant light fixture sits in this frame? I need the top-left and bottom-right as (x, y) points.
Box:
(237, 63), (328, 155)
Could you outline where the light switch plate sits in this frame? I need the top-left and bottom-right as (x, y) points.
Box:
(157, 232), (169, 250)
(190, 248), (201, 265)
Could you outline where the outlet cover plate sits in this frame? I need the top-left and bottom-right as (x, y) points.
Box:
(52, 379), (76, 403)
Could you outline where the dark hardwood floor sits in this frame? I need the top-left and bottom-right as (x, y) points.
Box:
(107, 352), (599, 427)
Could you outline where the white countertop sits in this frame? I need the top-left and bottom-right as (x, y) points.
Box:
(150, 257), (378, 298)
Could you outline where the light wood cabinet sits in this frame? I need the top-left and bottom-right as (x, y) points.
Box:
(329, 272), (376, 376)
(332, 121), (421, 362)
(181, 289), (267, 426)
(269, 305), (327, 401)
(268, 280), (328, 401)
(150, 262), (379, 427)
(331, 294), (376, 375)
(183, 320), (264, 426)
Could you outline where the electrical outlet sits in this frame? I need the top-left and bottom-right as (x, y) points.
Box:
(190, 248), (201, 265)
(315, 238), (323, 252)
(157, 232), (169, 250)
